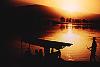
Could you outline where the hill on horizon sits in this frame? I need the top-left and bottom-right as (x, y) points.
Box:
(10, 4), (64, 19)
(4, 4), (99, 21)
(2, 4), (67, 35)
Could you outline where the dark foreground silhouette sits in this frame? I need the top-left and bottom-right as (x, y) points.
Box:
(88, 37), (97, 62)
(1, 1), (100, 67)
(18, 48), (99, 67)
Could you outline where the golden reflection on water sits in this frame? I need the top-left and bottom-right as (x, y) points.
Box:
(41, 23), (96, 61)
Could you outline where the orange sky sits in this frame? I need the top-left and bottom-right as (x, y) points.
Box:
(12, 0), (100, 14)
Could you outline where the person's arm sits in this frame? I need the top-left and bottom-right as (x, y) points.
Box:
(87, 46), (92, 51)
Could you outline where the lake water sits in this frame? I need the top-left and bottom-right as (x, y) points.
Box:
(36, 23), (100, 62)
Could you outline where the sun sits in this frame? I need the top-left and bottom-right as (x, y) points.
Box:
(61, 4), (80, 13)
(66, 5), (79, 12)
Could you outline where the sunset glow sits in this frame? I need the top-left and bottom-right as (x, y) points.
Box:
(56, 0), (81, 13)
(40, 24), (93, 61)
(13, 0), (100, 14)
(3, 0), (100, 64)
(55, 0), (100, 14)
(62, 4), (80, 13)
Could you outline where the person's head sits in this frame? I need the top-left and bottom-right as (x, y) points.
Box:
(93, 37), (96, 41)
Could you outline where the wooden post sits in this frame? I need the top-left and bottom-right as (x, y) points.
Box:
(29, 43), (30, 49)
(51, 48), (54, 53)
(21, 40), (23, 56)
(44, 47), (50, 56)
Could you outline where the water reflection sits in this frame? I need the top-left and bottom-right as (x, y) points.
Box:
(40, 23), (100, 61)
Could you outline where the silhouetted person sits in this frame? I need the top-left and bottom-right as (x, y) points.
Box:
(23, 48), (34, 66)
(57, 50), (61, 59)
(89, 37), (97, 62)
(38, 49), (43, 63)
(34, 49), (40, 64)
(39, 49), (44, 64)
(24, 48), (33, 58)
(34, 49), (39, 58)
(39, 49), (43, 57)
(50, 49), (61, 64)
